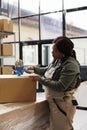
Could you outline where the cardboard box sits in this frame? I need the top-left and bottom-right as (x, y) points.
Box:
(0, 19), (13, 32)
(1, 43), (13, 56)
(0, 75), (36, 103)
(0, 19), (8, 31)
(1, 66), (12, 74)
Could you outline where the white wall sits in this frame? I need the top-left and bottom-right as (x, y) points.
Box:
(72, 38), (87, 65)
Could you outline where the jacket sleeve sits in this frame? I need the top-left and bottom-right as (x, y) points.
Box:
(34, 66), (48, 76)
(39, 62), (80, 92)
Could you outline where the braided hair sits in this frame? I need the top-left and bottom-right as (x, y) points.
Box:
(53, 36), (76, 59)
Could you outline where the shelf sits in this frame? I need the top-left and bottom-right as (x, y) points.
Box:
(0, 30), (16, 69)
(0, 30), (15, 36)
(0, 56), (15, 58)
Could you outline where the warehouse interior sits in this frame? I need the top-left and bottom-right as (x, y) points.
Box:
(0, 0), (87, 130)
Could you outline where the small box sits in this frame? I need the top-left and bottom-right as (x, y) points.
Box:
(8, 20), (13, 32)
(1, 43), (13, 56)
(0, 19), (8, 31)
(1, 66), (12, 74)
(0, 75), (36, 103)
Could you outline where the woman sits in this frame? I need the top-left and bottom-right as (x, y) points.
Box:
(25, 36), (80, 130)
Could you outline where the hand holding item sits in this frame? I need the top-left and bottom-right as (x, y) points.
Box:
(25, 66), (34, 74)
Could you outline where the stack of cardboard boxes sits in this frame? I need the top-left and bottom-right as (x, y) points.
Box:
(0, 19), (36, 103)
(0, 19), (13, 74)
(0, 43), (13, 74)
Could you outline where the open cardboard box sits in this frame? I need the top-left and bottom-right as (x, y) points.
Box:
(0, 75), (36, 103)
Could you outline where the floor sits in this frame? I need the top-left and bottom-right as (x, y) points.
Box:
(37, 92), (87, 130)
(73, 109), (87, 130)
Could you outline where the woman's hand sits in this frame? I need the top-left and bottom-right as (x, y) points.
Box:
(25, 66), (34, 74)
(32, 75), (41, 81)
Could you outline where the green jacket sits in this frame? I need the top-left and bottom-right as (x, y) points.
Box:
(34, 57), (80, 92)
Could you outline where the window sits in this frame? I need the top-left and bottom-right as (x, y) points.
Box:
(66, 10), (87, 37)
(64, 0), (87, 9)
(23, 45), (38, 66)
(40, 13), (62, 40)
(20, 16), (39, 41)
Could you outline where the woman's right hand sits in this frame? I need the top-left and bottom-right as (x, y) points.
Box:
(25, 66), (34, 74)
